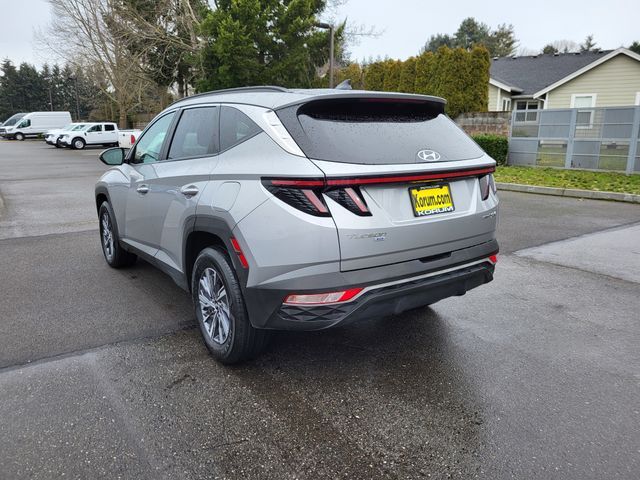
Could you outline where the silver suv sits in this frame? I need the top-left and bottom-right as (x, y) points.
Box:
(95, 87), (499, 363)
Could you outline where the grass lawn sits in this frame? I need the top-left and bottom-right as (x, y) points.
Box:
(495, 166), (640, 195)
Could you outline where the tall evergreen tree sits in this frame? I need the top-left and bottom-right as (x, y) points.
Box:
(198, 0), (343, 90)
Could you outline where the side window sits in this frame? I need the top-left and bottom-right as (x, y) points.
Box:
(168, 107), (218, 160)
(19, 119), (31, 128)
(88, 124), (102, 132)
(131, 112), (175, 164)
(220, 106), (261, 152)
(104, 124), (115, 131)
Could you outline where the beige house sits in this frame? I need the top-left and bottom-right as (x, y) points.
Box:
(488, 48), (640, 117)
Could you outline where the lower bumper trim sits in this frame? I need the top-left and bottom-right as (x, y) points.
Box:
(263, 260), (494, 331)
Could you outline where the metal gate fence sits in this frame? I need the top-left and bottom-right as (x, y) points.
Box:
(508, 106), (640, 174)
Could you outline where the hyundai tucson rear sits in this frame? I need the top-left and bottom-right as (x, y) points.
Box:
(95, 88), (498, 364)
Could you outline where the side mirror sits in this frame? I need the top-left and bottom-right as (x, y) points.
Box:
(99, 147), (128, 166)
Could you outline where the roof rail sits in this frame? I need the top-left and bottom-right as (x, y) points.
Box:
(168, 86), (289, 108)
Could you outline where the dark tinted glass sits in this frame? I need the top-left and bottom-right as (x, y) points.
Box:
(105, 124), (115, 131)
(278, 98), (483, 164)
(220, 106), (261, 152)
(168, 107), (218, 159)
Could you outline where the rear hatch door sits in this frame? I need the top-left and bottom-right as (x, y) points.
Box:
(276, 95), (497, 271)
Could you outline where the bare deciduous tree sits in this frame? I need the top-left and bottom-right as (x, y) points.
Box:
(109, 0), (208, 98)
(41, 0), (150, 127)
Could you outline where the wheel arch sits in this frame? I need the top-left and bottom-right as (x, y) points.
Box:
(183, 216), (246, 292)
(95, 186), (111, 214)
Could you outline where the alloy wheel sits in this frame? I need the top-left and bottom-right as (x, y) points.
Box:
(100, 212), (114, 262)
(198, 267), (231, 345)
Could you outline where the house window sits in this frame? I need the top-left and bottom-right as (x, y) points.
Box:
(571, 94), (597, 128)
(514, 100), (540, 122)
(502, 98), (511, 111)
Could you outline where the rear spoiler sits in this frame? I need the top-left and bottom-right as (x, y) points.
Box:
(274, 91), (447, 112)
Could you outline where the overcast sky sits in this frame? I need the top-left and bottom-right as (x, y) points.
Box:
(1, 0), (638, 67)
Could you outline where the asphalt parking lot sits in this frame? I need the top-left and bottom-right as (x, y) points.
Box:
(1, 139), (639, 479)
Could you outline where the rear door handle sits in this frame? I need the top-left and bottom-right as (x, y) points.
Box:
(180, 185), (199, 197)
(137, 184), (149, 194)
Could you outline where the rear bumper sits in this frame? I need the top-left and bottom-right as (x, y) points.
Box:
(244, 239), (498, 331)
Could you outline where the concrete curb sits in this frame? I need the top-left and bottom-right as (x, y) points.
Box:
(496, 182), (640, 204)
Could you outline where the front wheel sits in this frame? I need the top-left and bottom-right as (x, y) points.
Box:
(192, 248), (269, 364)
(98, 202), (137, 268)
(14, 132), (24, 141)
(72, 137), (85, 150)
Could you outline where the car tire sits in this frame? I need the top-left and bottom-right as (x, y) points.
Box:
(14, 132), (24, 141)
(72, 137), (85, 150)
(192, 247), (269, 364)
(98, 201), (137, 268)
(55, 139), (62, 148)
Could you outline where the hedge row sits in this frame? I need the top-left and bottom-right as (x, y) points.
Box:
(329, 46), (490, 118)
(472, 134), (508, 165)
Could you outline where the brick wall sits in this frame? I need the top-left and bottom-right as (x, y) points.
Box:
(455, 111), (511, 137)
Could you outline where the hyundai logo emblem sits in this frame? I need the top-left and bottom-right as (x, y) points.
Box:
(416, 149), (441, 162)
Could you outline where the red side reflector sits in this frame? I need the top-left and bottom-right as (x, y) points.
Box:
(284, 287), (364, 305)
(489, 254), (498, 264)
(230, 237), (249, 269)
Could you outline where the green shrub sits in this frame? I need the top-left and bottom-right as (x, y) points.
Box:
(472, 134), (508, 165)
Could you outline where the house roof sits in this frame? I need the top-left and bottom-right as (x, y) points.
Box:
(490, 49), (619, 97)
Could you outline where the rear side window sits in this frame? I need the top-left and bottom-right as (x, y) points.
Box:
(105, 124), (115, 131)
(168, 107), (218, 160)
(277, 98), (483, 164)
(220, 106), (261, 152)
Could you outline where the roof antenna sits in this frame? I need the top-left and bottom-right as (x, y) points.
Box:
(335, 79), (352, 90)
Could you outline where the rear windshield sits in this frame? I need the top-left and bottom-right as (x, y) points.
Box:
(277, 98), (483, 164)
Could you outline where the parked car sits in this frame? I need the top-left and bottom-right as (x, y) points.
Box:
(44, 123), (82, 146)
(0, 111), (72, 140)
(95, 87), (499, 364)
(59, 122), (118, 149)
(0, 112), (26, 132)
(117, 129), (141, 148)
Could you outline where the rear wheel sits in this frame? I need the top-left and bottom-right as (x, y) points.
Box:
(192, 247), (268, 364)
(98, 202), (137, 268)
(72, 137), (85, 150)
(14, 132), (24, 141)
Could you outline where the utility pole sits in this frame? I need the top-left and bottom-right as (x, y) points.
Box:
(314, 22), (335, 88)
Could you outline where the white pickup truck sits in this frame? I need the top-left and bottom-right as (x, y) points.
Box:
(59, 122), (119, 149)
(118, 129), (141, 148)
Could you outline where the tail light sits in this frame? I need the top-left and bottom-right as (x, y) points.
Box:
(284, 287), (363, 305)
(130, 134), (136, 145)
(261, 178), (330, 217)
(263, 166), (495, 217)
(324, 187), (370, 216)
(479, 174), (496, 200)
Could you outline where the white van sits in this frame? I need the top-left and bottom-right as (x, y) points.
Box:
(0, 111), (72, 140)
